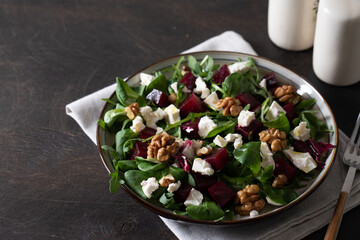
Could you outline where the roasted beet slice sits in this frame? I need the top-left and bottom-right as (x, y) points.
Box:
(262, 72), (278, 90)
(292, 139), (312, 153)
(208, 181), (236, 208)
(283, 102), (297, 124)
(273, 157), (297, 182)
(139, 127), (157, 139)
(130, 141), (148, 160)
(180, 72), (197, 90)
(175, 154), (191, 173)
(179, 93), (206, 118)
(146, 89), (170, 107)
(174, 184), (194, 203)
(204, 148), (230, 171)
(235, 119), (263, 141)
(212, 64), (230, 84)
(192, 173), (217, 192)
(236, 93), (260, 111)
(180, 118), (200, 139)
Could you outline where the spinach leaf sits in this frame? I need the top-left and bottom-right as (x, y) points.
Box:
(116, 77), (139, 106)
(169, 166), (187, 181)
(115, 129), (139, 159)
(221, 174), (254, 190)
(295, 99), (316, 114)
(186, 201), (225, 221)
(97, 119), (107, 131)
(205, 121), (236, 138)
(187, 55), (202, 75)
(258, 166), (274, 183)
(109, 170), (123, 193)
(104, 108), (127, 127)
(233, 142), (261, 175)
(135, 157), (169, 172)
(116, 160), (138, 171)
(262, 183), (298, 205)
(222, 73), (256, 97)
(159, 192), (181, 210)
(124, 170), (165, 199)
(263, 112), (290, 134)
(101, 145), (119, 161)
(301, 111), (326, 140)
(146, 74), (169, 95)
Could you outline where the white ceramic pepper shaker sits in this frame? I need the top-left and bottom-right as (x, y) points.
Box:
(268, 0), (318, 51)
(312, 0), (360, 86)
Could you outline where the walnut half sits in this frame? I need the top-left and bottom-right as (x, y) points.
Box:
(147, 133), (179, 162)
(216, 97), (243, 116)
(259, 128), (287, 152)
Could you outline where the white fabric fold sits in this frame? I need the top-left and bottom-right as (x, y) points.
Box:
(65, 31), (359, 240)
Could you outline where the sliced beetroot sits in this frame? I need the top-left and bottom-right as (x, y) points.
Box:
(130, 141), (148, 160)
(180, 72), (197, 90)
(204, 148), (230, 171)
(273, 157), (297, 182)
(262, 72), (278, 90)
(180, 118), (200, 139)
(235, 119), (264, 141)
(283, 102), (297, 124)
(192, 173), (217, 192)
(175, 154), (191, 173)
(179, 93), (206, 118)
(146, 89), (170, 107)
(212, 64), (230, 84)
(139, 127), (157, 139)
(236, 93), (260, 111)
(174, 184), (194, 203)
(293, 139), (312, 153)
(208, 181), (236, 208)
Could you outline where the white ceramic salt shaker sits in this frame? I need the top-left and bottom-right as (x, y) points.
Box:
(268, 0), (318, 51)
(313, 0), (360, 86)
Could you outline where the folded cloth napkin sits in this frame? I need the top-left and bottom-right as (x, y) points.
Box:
(65, 31), (360, 240)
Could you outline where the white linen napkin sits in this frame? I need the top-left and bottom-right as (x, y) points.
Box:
(65, 31), (359, 240)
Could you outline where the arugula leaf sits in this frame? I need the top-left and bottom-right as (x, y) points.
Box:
(263, 112), (291, 134)
(186, 201), (225, 221)
(146, 74), (169, 95)
(101, 145), (119, 161)
(222, 73), (256, 97)
(115, 129), (139, 159)
(109, 170), (123, 193)
(233, 142), (262, 175)
(262, 183), (298, 205)
(116, 160), (138, 171)
(295, 99), (316, 114)
(116, 77), (139, 106)
(301, 111), (326, 140)
(187, 55), (202, 75)
(205, 121), (236, 138)
(97, 119), (107, 131)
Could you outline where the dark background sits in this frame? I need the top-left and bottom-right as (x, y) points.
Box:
(0, 0), (359, 239)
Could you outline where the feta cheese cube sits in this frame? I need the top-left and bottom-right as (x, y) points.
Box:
(204, 92), (220, 109)
(225, 133), (242, 142)
(140, 73), (155, 86)
(141, 107), (165, 129)
(167, 181), (181, 193)
(228, 61), (250, 74)
(198, 116), (217, 138)
(266, 101), (286, 121)
(213, 135), (228, 147)
(141, 177), (159, 199)
(249, 210), (259, 217)
(184, 188), (203, 207)
(130, 116), (146, 133)
(238, 110), (256, 127)
(192, 158), (215, 176)
(164, 104), (181, 124)
(194, 77), (210, 99)
(259, 78), (267, 90)
(234, 137), (243, 149)
(140, 106), (153, 116)
(260, 142), (275, 169)
(283, 147), (317, 173)
(290, 122), (311, 141)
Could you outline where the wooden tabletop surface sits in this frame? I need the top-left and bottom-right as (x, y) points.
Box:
(1, 0), (360, 239)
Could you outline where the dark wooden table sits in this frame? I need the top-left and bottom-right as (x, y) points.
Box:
(1, 0), (359, 239)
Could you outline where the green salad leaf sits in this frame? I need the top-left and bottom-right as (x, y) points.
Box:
(186, 201), (225, 221)
(233, 142), (262, 175)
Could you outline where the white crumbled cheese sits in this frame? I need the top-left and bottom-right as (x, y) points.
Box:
(140, 73), (155, 86)
(213, 135), (228, 147)
(184, 188), (203, 207)
(198, 116), (217, 138)
(175, 138), (184, 148)
(167, 180), (181, 193)
(234, 137), (243, 149)
(225, 133), (242, 142)
(260, 142), (275, 169)
(130, 116), (146, 133)
(283, 147), (317, 173)
(141, 107), (165, 129)
(266, 101), (286, 121)
(170, 82), (191, 93)
(266, 197), (284, 206)
(238, 110), (256, 127)
(259, 78), (267, 90)
(228, 61), (250, 74)
(290, 122), (311, 141)
(194, 77), (210, 99)
(192, 158), (215, 176)
(204, 92), (220, 109)
(249, 210), (259, 217)
(141, 177), (159, 199)
(164, 104), (181, 124)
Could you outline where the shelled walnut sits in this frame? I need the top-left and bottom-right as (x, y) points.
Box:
(234, 184), (266, 215)
(159, 174), (175, 187)
(274, 85), (297, 103)
(125, 102), (140, 120)
(168, 93), (177, 104)
(272, 174), (287, 188)
(181, 65), (190, 76)
(147, 133), (179, 162)
(259, 128), (287, 152)
(195, 145), (212, 157)
(216, 97), (243, 116)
